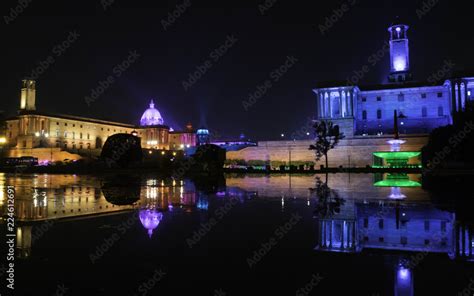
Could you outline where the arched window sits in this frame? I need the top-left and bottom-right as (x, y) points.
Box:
(422, 107), (427, 117)
(362, 110), (367, 120)
(438, 106), (444, 116)
(377, 109), (382, 119)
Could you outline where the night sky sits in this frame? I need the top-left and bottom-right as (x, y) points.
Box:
(1, 0), (474, 140)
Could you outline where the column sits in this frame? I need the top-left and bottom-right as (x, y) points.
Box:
(457, 83), (462, 112)
(340, 91), (346, 118)
(327, 92), (332, 118)
(462, 82), (467, 109)
(329, 220), (333, 248)
(350, 91), (354, 117)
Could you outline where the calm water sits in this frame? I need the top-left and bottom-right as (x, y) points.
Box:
(0, 173), (473, 296)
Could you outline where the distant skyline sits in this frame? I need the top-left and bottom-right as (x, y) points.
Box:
(2, 0), (474, 140)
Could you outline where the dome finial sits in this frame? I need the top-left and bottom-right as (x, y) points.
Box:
(149, 99), (155, 109)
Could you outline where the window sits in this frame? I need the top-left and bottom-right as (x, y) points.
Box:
(438, 106), (444, 116)
(64, 143), (68, 149)
(73, 124), (75, 127)
(80, 133), (83, 139)
(401, 237), (408, 245)
(362, 97), (367, 102)
(378, 237), (384, 242)
(64, 132), (68, 138)
(65, 123), (67, 126)
(377, 109), (382, 119)
(424, 239), (430, 245)
(79, 144), (83, 150)
(363, 236), (369, 242)
(80, 125), (83, 128)
(56, 122), (60, 125)
(424, 221), (430, 231)
(56, 130), (60, 137)
(422, 107), (427, 117)
(376, 96), (382, 101)
(398, 93), (405, 102)
(72, 144), (76, 149)
(363, 218), (368, 228)
(441, 221), (447, 232)
(421, 93), (427, 99)
(87, 133), (90, 140)
(362, 110), (367, 120)
(72, 132), (75, 139)
(101, 128), (104, 131)
(378, 219), (384, 229)
(437, 92), (443, 98)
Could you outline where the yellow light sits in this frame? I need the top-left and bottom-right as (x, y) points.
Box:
(161, 151), (165, 155)
(0, 138), (6, 144)
(148, 151), (153, 154)
(172, 152), (177, 156)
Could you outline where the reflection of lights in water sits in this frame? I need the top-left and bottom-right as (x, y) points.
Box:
(197, 195), (208, 210)
(281, 196), (285, 209)
(389, 187), (406, 199)
(0, 186), (4, 205)
(172, 180), (176, 187)
(139, 209), (163, 238)
(216, 191), (226, 197)
(402, 213), (406, 217)
(398, 267), (409, 280)
(307, 199), (310, 206)
(147, 187), (158, 199)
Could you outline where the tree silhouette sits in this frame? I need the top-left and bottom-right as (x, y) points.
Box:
(309, 120), (345, 169)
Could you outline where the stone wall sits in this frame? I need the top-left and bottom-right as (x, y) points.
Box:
(7, 148), (82, 162)
(227, 135), (428, 168)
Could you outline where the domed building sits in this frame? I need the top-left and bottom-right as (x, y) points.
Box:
(140, 100), (164, 126)
(2, 82), (198, 162)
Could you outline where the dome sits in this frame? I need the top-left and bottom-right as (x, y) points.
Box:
(140, 100), (164, 126)
(139, 208), (163, 238)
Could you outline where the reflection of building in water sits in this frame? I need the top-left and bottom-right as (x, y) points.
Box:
(316, 200), (456, 256)
(455, 223), (474, 261)
(139, 208), (163, 238)
(225, 174), (428, 201)
(1, 174), (200, 257)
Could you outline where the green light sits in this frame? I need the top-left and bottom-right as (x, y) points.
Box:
(373, 151), (421, 159)
(373, 179), (421, 187)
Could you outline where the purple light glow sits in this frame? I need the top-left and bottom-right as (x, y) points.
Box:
(139, 208), (163, 238)
(396, 27), (401, 33)
(140, 100), (164, 126)
(398, 268), (409, 280)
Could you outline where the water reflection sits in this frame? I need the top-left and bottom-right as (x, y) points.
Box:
(1, 173), (472, 265)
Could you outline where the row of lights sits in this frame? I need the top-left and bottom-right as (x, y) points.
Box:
(280, 132), (311, 138)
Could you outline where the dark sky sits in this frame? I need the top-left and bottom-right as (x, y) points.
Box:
(1, 0), (473, 140)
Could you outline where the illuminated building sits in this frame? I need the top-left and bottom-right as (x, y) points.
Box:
(2, 81), (196, 161)
(313, 20), (474, 137)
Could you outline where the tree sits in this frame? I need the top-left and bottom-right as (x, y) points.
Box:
(309, 120), (345, 169)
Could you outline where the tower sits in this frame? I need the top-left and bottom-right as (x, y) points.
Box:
(388, 20), (412, 83)
(20, 79), (36, 111)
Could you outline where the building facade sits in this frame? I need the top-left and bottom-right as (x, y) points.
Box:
(313, 21), (474, 137)
(2, 80), (196, 162)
